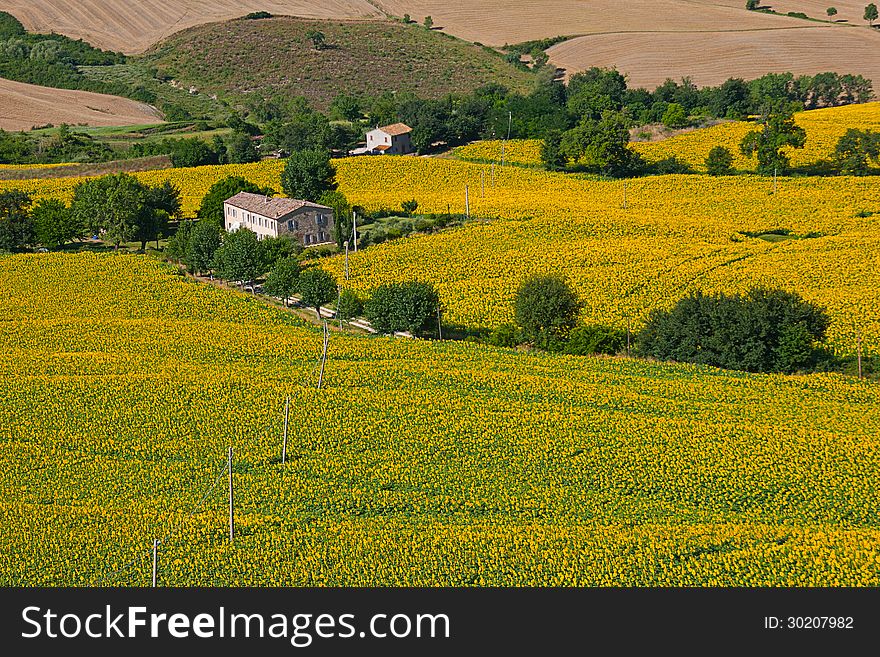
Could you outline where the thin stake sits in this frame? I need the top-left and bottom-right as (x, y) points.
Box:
(152, 539), (158, 587)
(481, 170), (485, 197)
(623, 181), (628, 210)
(773, 168), (777, 194)
(318, 321), (329, 390)
(352, 211), (358, 253)
(344, 241), (350, 280)
(857, 328), (863, 379)
(465, 185), (470, 219)
(282, 396), (290, 464)
(626, 318), (631, 358)
(337, 286), (343, 330)
(437, 306), (443, 340)
(228, 446), (234, 544)
(491, 163), (495, 186)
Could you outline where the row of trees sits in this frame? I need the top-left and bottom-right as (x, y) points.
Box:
(0, 174), (181, 252)
(493, 274), (834, 375)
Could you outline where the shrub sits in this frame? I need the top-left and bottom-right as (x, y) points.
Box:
(705, 146), (735, 175)
(365, 281), (439, 335)
(336, 289), (363, 321)
(263, 257), (300, 307)
(488, 324), (519, 348)
(563, 325), (627, 356)
(297, 268), (337, 319)
(637, 288), (830, 373)
(401, 199), (419, 216)
(514, 274), (581, 350)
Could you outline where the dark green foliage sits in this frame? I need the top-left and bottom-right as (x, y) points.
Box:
(661, 103), (688, 128)
(706, 146), (735, 175)
(746, 0), (759, 9)
(261, 235), (303, 270)
(317, 190), (350, 248)
(650, 156), (694, 175)
(186, 220), (222, 275)
(637, 288), (830, 373)
(336, 289), (363, 321)
(244, 11), (273, 19)
(566, 68), (628, 121)
(212, 228), (265, 289)
(198, 176), (274, 226)
(364, 281), (440, 335)
(263, 257), (301, 306)
(32, 198), (81, 250)
(833, 129), (880, 174)
(281, 150), (336, 201)
(560, 111), (643, 177)
(563, 325), (627, 356)
(166, 220), (193, 265)
(297, 268), (337, 319)
(514, 274), (581, 350)
(169, 138), (220, 168)
(541, 130), (566, 171)
(401, 199), (419, 216)
(866, 3), (878, 25)
(305, 30), (326, 50)
(740, 113), (807, 174)
(224, 131), (260, 164)
(0, 191), (33, 252)
(488, 323), (520, 348)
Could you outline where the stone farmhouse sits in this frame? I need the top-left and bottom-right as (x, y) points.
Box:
(353, 122), (414, 156)
(223, 192), (334, 247)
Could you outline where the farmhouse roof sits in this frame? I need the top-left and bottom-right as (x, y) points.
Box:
(224, 192), (330, 219)
(377, 122), (412, 136)
(374, 144), (391, 151)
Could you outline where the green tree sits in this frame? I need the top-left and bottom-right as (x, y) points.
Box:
(739, 112), (806, 174)
(225, 131), (260, 164)
(298, 268), (337, 319)
(186, 220), (222, 275)
(563, 324), (627, 356)
(0, 191), (33, 252)
(514, 274), (581, 350)
(71, 174), (149, 250)
(305, 30), (326, 50)
(169, 138), (219, 168)
(833, 128), (880, 174)
(317, 189), (351, 248)
(330, 94), (363, 122)
(336, 289), (363, 321)
(865, 3), (878, 25)
(746, 0), (759, 9)
(826, 7), (838, 17)
(281, 150), (337, 201)
(540, 130), (567, 171)
(166, 220), (193, 266)
(263, 257), (300, 307)
(212, 228), (265, 290)
(262, 235), (303, 270)
(364, 281), (440, 335)
(32, 198), (81, 250)
(423, 15), (434, 29)
(661, 102), (688, 129)
(560, 111), (642, 177)
(705, 146), (735, 175)
(198, 176), (274, 227)
(401, 199), (419, 216)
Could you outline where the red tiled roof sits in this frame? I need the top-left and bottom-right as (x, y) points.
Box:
(224, 192), (329, 219)
(374, 144), (391, 151)
(377, 122), (412, 136)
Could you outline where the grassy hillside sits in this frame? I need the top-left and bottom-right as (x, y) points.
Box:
(136, 17), (535, 110)
(1, 252), (879, 586)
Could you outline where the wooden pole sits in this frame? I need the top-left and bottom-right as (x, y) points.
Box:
(465, 185), (470, 219)
(623, 182), (628, 210)
(344, 242), (349, 280)
(352, 211), (358, 253)
(318, 322), (329, 390)
(228, 446), (234, 544)
(481, 170), (485, 197)
(857, 328), (863, 379)
(152, 539), (158, 587)
(282, 396), (290, 464)
(437, 306), (443, 340)
(337, 286), (343, 330)
(491, 163), (495, 186)
(626, 318), (631, 358)
(773, 168), (777, 194)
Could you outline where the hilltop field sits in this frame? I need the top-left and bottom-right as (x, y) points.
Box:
(1, 253), (878, 586)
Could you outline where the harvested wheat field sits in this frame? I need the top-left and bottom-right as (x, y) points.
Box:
(712, 0), (876, 25)
(548, 26), (880, 90)
(0, 78), (163, 131)
(0, 0), (382, 53)
(376, 0), (812, 45)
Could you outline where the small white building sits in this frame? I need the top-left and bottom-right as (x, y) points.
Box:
(223, 192), (334, 247)
(356, 123), (414, 156)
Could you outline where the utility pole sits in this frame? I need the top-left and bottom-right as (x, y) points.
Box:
(282, 396), (290, 464)
(152, 539), (158, 587)
(228, 447), (234, 544)
(318, 321), (329, 390)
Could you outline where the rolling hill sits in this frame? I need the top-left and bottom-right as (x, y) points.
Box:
(137, 17), (535, 110)
(0, 77), (162, 131)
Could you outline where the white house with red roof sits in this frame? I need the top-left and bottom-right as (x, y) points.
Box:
(223, 192), (334, 247)
(359, 122), (414, 155)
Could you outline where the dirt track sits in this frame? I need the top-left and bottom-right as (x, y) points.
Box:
(0, 78), (163, 131)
